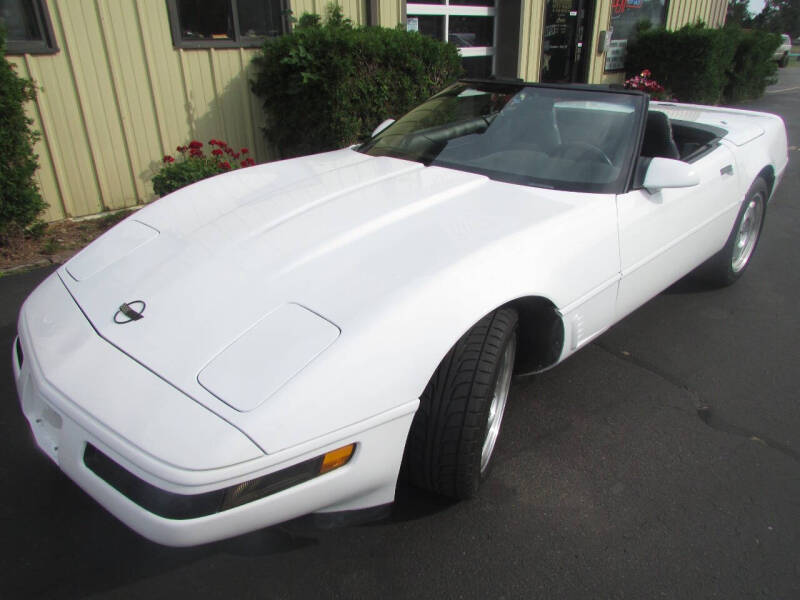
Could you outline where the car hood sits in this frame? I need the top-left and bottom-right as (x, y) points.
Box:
(59, 149), (589, 447)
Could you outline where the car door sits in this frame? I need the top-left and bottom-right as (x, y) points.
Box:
(615, 144), (741, 321)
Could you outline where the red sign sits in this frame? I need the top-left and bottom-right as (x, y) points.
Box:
(612, 0), (643, 14)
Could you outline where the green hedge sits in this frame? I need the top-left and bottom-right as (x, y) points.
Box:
(723, 28), (780, 103)
(625, 24), (737, 104)
(625, 24), (780, 104)
(251, 5), (462, 158)
(0, 28), (46, 237)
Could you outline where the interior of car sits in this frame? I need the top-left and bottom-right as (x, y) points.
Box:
(642, 110), (725, 163)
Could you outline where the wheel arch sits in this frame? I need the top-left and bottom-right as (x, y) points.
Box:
(756, 165), (775, 198)
(506, 295), (565, 375)
(414, 294), (566, 397)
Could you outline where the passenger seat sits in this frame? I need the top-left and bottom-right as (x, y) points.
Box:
(641, 111), (680, 160)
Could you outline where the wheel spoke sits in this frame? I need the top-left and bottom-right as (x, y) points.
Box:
(731, 195), (764, 273)
(480, 335), (516, 474)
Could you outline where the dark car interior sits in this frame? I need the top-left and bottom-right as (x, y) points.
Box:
(642, 110), (726, 163)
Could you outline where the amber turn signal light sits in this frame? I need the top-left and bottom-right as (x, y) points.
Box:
(320, 444), (355, 474)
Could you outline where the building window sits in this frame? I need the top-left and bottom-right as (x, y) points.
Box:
(166, 0), (289, 49)
(407, 1), (496, 78)
(605, 0), (669, 71)
(0, 0), (58, 55)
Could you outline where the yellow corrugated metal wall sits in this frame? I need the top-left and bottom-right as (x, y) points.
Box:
(518, 1), (545, 82)
(8, 0), (365, 221)
(375, 1), (405, 27)
(667, 0), (728, 29)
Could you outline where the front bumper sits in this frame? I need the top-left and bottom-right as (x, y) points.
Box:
(14, 274), (416, 546)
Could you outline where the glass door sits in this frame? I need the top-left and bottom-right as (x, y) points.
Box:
(540, 0), (593, 83)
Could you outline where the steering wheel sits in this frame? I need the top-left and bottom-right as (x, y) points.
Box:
(553, 141), (613, 167)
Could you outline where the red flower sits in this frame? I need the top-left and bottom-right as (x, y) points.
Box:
(209, 139), (218, 146)
(220, 161), (231, 170)
(189, 148), (203, 158)
(176, 145), (187, 153)
(240, 147), (249, 155)
(233, 152), (240, 159)
(212, 148), (223, 156)
(189, 140), (203, 149)
(162, 155), (175, 163)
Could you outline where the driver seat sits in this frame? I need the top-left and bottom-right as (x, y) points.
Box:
(642, 111), (680, 160)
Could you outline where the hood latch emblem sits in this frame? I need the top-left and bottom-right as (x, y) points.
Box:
(114, 301), (146, 324)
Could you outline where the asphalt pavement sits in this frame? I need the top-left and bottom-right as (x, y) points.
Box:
(1, 69), (799, 599)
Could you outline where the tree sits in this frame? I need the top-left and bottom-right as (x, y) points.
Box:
(727, 0), (754, 27)
(753, 0), (800, 37)
(0, 27), (46, 238)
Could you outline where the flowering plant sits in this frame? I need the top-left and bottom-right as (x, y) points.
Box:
(623, 69), (672, 100)
(152, 139), (256, 198)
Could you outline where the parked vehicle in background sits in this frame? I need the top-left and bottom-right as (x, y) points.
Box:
(774, 34), (792, 67)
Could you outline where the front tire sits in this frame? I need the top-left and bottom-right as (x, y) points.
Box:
(779, 53), (789, 68)
(404, 308), (518, 499)
(702, 177), (767, 287)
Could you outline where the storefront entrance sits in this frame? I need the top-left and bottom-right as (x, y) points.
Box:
(540, 0), (594, 83)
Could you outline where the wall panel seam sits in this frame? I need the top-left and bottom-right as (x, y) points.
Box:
(208, 48), (228, 138)
(95, 0), (142, 203)
(51, 0), (107, 213)
(134, 0), (168, 157)
(238, 48), (258, 161)
(23, 54), (68, 219)
(177, 49), (196, 139)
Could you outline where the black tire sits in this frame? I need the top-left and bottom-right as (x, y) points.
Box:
(701, 177), (767, 287)
(404, 307), (518, 500)
(779, 53), (789, 68)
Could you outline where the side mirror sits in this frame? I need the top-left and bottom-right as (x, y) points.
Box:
(371, 118), (395, 138)
(643, 157), (700, 193)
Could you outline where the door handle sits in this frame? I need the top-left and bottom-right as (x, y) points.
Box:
(720, 164), (734, 176)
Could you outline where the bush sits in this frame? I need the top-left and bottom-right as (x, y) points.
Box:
(723, 28), (780, 103)
(0, 28), (46, 238)
(152, 139), (256, 197)
(625, 23), (781, 105)
(625, 24), (738, 104)
(251, 4), (463, 158)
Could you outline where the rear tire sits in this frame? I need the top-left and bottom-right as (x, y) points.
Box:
(701, 177), (767, 287)
(404, 308), (518, 499)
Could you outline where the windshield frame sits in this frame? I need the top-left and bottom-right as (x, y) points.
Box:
(358, 79), (649, 195)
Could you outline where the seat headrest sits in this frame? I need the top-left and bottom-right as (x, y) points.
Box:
(642, 111), (680, 160)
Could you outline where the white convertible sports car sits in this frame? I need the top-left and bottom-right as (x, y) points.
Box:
(15, 80), (788, 546)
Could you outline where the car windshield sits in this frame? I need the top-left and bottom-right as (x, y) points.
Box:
(358, 82), (645, 193)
